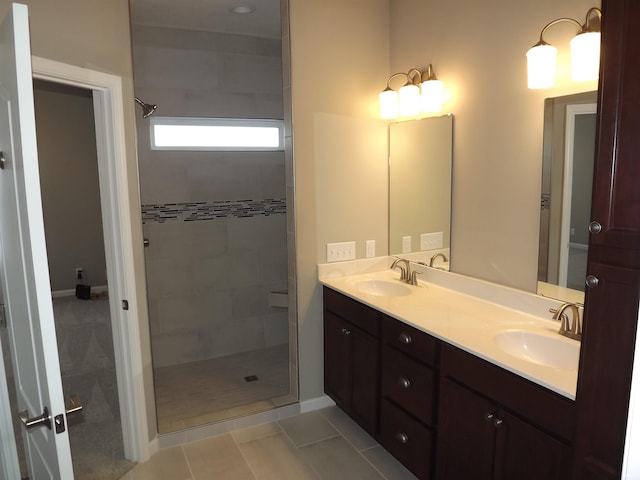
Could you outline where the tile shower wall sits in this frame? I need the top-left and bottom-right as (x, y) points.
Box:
(131, 24), (288, 367)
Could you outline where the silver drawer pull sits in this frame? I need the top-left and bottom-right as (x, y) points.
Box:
(398, 377), (411, 389)
(398, 332), (412, 344)
(396, 432), (409, 444)
(341, 327), (352, 336)
(484, 413), (494, 422)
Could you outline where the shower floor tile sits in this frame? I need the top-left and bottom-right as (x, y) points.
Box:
(154, 344), (292, 433)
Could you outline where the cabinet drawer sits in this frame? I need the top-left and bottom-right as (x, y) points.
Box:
(323, 287), (379, 336)
(381, 398), (434, 480)
(382, 346), (436, 426)
(383, 314), (437, 366)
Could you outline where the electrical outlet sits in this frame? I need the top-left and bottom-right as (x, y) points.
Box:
(420, 232), (443, 250)
(327, 241), (356, 263)
(366, 240), (375, 258)
(75, 268), (84, 281)
(402, 236), (412, 253)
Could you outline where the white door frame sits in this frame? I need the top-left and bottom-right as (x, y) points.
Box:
(558, 102), (597, 287)
(31, 56), (150, 463)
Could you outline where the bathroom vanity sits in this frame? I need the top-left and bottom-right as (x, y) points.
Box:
(321, 268), (578, 480)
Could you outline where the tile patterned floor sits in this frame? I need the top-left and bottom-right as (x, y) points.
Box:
(154, 344), (293, 433)
(119, 407), (418, 480)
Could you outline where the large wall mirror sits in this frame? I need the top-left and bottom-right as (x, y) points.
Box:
(389, 115), (453, 266)
(537, 91), (597, 304)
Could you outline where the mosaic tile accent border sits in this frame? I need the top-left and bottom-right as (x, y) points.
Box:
(142, 198), (286, 224)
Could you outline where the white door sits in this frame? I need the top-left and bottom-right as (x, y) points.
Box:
(0, 3), (74, 479)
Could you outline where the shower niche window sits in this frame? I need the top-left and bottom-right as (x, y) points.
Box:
(151, 117), (285, 151)
(130, 0), (295, 434)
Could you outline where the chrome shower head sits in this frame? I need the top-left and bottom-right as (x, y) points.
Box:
(134, 97), (157, 118)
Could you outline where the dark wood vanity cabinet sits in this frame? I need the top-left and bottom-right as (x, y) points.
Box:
(380, 315), (439, 479)
(437, 345), (574, 480)
(323, 287), (380, 435)
(323, 287), (577, 480)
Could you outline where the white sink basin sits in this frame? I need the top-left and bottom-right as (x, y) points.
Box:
(354, 279), (412, 297)
(493, 329), (580, 370)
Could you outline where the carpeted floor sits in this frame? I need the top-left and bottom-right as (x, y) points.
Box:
(1, 295), (134, 479)
(53, 295), (135, 479)
(3, 295), (134, 479)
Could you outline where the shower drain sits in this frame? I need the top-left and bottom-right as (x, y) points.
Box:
(244, 375), (259, 382)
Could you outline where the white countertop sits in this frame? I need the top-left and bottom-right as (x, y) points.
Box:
(319, 267), (579, 400)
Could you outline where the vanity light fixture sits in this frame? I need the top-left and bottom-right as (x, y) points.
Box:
(527, 7), (602, 89)
(379, 64), (444, 119)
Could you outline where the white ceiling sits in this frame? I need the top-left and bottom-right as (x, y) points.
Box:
(129, 0), (281, 39)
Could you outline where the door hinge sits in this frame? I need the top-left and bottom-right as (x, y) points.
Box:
(0, 303), (6, 329)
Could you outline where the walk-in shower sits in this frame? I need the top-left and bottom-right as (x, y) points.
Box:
(129, 0), (295, 434)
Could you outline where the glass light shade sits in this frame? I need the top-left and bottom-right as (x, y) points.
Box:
(399, 83), (421, 116)
(421, 79), (444, 113)
(527, 44), (558, 89)
(379, 89), (399, 119)
(570, 31), (601, 81)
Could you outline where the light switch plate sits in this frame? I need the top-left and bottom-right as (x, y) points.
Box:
(402, 236), (412, 253)
(327, 241), (356, 262)
(420, 232), (443, 250)
(365, 240), (375, 258)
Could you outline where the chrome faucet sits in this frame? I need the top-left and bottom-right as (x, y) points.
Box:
(549, 302), (582, 341)
(429, 252), (448, 267)
(390, 258), (421, 285)
(391, 258), (410, 281)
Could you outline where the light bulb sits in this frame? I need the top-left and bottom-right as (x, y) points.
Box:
(379, 89), (399, 119)
(570, 31), (600, 82)
(421, 79), (444, 113)
(399, 83), (421, 116)
(527, 44), (557, 89)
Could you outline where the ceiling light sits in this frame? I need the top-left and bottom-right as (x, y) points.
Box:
(230, 5), (256, 15)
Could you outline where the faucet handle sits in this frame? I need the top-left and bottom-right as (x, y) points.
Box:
(410, 270), (421, 285)
(549, 308), (568, 330)
(391, 262), (406, 280)
(572, 315), (583, 336)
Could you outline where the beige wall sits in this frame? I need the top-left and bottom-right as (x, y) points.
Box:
(289, 0), (390, 400)
(390, 0), (598, 290)
(0, 0), (156, 440)
(290, 0), (599, 401)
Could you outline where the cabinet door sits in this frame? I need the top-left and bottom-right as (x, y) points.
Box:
(495, 410), (571, 480)
(436, 379), (496, 480)
(351, 327), (380, 433)
(324, 311), (352, 408)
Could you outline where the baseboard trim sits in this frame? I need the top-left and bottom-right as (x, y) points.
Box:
(148, 437), (159, 457)
(299, 395), (336, 413)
